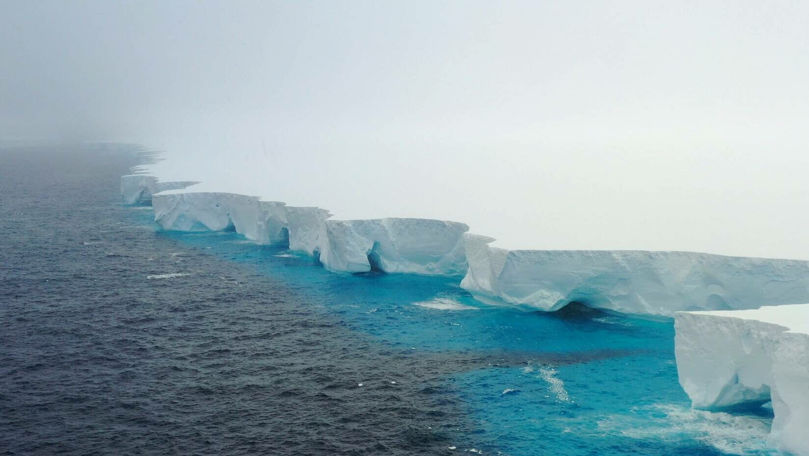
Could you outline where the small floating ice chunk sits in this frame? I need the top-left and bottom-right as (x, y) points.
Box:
(146, 273), (191, 280)
(414, 298), (477, 311)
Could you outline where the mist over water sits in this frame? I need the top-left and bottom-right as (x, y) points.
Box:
(2, 3), (806, 453)
(2, 1), (809, 257)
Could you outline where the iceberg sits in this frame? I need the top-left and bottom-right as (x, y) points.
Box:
(284, 206), (331, 255)
(128, 176), (809, 315)
(152, 191), (288, 244)
(223, 196), (288, 245)
(126, 172), (809, 454)
(460, 234), (809, 315)
(147, 187), (467, 275)
(152, 191), (243, 232)
(120, 174), (196, 205)
(317, 218), (468, 275)
(674, 305), (809, 455)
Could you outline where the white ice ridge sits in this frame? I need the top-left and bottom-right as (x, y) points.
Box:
(120, 174), (197, 205)
(124, 176), (809, 313)
(674, 305), (809, 456)
(460, 233), (809, 316)
(151, 191), (290, 245)
(145, 188), (468, 275)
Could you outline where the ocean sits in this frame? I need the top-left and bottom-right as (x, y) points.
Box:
(0, 145), (777, 455)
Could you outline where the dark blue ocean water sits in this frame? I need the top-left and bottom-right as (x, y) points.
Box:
(0, 146), (777, 455)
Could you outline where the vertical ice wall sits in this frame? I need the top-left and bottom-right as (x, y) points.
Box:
(124, 174), (809, 454)
(120, 174), (196, 205)
(459, 234), (809, 315)
(124, 175), (809, 317)
(674, 306), (809, 456)
(284, 206), (331, 255)
(143, 185), (468, 276)
(318, 218), (468, 274)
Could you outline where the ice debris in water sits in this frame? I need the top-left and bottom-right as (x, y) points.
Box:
(146, 272), (191, 280)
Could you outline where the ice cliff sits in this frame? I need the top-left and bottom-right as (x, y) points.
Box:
(460, 234), (809, 316)
(120, 174), (196, 205)
(318, 218), (468, 275)
(152, 191), (289, 244)
(126, 174), (809, 454)
(148, 189), (468, 275)
(126, 176), (809, 315)
(675, 305), (809, 455)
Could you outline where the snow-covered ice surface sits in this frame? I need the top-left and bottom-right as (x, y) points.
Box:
(152, 191), (289, 245)
(127, 175), (809, 314)
(461, 234), (809, 315)
(124, 166), (809, 454)
(675, 304), (809, 455)
(318, 218), (467, 275)
(120, 174), (196, 205)
(148, 189), (468, 275)
(118, 173), (806, 455)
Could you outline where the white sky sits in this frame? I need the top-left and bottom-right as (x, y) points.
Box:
(3, 1), (809, 257)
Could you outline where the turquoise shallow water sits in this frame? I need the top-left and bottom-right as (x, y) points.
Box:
(148, 215), (778, 456)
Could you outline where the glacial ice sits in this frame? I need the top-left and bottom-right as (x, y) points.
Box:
(318, 218), (468, 274)
(127, 174), (809, 454)
(153, 191), (242, 232)
(120, 174), (195, 205)
(675, 305), (809, 455)
(284, 206), (331, 255)
(149, 189), (467, 275)
(134, 178), (809, 314)
(152, 191), (288, 244)
(460, 234), (809, 316)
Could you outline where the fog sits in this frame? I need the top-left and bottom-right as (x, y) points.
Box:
(3, 1), (809, 257)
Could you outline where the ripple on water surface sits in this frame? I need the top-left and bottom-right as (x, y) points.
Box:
(0, 146), (777, 455)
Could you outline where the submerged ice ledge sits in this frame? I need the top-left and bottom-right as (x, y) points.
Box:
(123, 175), (809, 315)
(674, 305), (809, 455)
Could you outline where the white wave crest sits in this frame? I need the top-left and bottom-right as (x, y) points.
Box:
(539, 367), (570, 402)
(414, 298), (477, 311)
(147, 272), (191, 280)
(597, 403), (774, 455)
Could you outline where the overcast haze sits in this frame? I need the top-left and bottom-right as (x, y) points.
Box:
(3, 0), (809, 257)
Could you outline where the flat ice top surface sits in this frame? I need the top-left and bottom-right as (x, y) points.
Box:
(685, 304), (809, 335)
